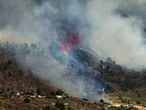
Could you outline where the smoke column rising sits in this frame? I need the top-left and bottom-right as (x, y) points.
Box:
(0, 0), (146, 100)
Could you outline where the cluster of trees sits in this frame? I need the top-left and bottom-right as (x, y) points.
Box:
(108, 106), (131, 110)
(100, 59), (144, 92)
(119, 94), (130, 104)
(43, 101), (73, 110)
(0, 41), (49, 57)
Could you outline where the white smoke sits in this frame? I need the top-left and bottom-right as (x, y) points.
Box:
(0, 0), (146, 101)
(86, 0), (146, 70)
(0, 0), (107, 101)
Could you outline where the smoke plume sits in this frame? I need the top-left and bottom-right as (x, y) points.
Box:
(87, 0), (146, 70)
(0, 0), (146, 100)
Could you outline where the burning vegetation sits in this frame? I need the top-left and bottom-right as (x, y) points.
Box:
(0, 41), (145, 109)
(0, 0), (146, 109)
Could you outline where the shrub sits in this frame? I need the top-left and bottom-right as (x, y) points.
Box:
(43, 105), (51, 110)
(136, 99), (141, 105)
(24, 96), (30, 103)
(55, 101), (65, 110)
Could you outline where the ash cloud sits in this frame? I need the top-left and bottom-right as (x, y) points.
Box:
(0, 0), (146, 101)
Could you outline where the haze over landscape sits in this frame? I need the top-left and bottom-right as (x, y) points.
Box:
(0, 0), (146, 109)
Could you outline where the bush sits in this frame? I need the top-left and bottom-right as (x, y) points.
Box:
(24, 96), (30, 103)
(119, 95), (130, 104)
(100, 99), (104, 103)
(43, 105), (51, 110)
(136, 99), (141, 105)
(4, 103), (12, 110)
(55, 101), (65, 110)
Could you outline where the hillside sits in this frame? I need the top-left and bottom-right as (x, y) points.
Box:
(0, 43), (110, 110)
(0, 42), (145, 109)
(98, 60), (146, 106)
